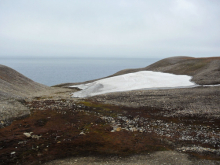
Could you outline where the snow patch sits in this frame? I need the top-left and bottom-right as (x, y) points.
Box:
(70, 71), (196, 98)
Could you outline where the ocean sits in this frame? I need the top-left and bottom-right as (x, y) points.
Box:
(1, 57), (160, 86)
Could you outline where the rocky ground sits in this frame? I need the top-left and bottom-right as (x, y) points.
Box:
(0, 86), (78, 122)
(1, 57), (220, 164)
(44, 151), (220, 165)
(91, 86), (220, 118)
(0, 86), (220, 164)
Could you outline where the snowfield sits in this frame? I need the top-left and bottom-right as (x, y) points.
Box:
(71, 71), (196, 98)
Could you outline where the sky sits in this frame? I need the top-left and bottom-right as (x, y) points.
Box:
(0, 0), (220, 58)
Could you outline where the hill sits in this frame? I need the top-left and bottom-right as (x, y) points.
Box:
(0, 64), (49, 121)
(1, 58), (220, 164)
(0, 64), (77, 122)
(0, 64), (48, 99)
(57, 56), (220, 87)
(111, 56), (220, 85)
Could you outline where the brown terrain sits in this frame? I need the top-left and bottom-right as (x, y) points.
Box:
(56, 56), (220, 87)
(0, 64), (77, 123)
(0, 57), (220, 165)
(111, 56), (220, 85)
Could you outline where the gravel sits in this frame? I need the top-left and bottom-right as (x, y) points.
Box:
(91, 86), (220, 118)
(44, 151), (220, 165)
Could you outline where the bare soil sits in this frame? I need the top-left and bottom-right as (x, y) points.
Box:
(1, 57), (220, 164)
(90, 86), (220, 118)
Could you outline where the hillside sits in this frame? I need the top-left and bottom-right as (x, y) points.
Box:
(112, 56), (220, 85)
(0, 64), (48, 99)
(0, 64), (49, 121)
(0, 64), (77, 122)
(1, 58), (220, 164)
(57, 56), (220, 88)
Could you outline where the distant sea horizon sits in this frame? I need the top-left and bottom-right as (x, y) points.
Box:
(1, 57), (161, 86)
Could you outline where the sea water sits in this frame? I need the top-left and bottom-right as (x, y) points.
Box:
(0, 57), (160, 86)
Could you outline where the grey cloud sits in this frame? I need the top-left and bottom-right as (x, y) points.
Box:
(0, 0), (220, 58)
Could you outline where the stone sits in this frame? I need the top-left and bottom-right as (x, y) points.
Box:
(32, 135), (41, 140)
(79, 132), (85, 135)
(23, 132), (33, 138)
(133, 128), (138, 132)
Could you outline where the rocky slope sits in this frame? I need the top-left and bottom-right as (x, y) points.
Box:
(111, 56), (220, 85)
(1, 57), (220, 164)
(0, 64), (48, 99)
(0, 64), (79, 123)
(56, 56), (220, 88)
(0, 64), (49, 121)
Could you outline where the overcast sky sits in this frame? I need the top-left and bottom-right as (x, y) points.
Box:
(0, 0), (220, 58)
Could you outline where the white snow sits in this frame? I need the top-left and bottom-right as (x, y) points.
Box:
(71, 71), (196, 98)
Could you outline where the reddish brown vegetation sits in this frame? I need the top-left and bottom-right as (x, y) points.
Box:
(0, 100), (170, 165)
(0, 99), (220, 164)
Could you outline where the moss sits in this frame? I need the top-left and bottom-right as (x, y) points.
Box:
(78, 101), (120, 118)
(79, 101), (111, 110)
(33, 96), (53, 100)
(1, 99), (220, 164)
